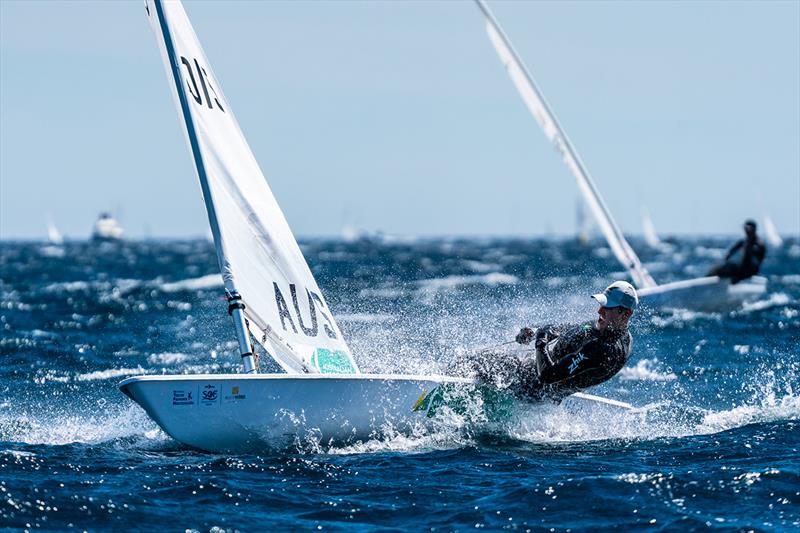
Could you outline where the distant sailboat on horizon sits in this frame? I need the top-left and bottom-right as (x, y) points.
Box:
(575, 197), (592, 245)
(641, 207), (674, 253)
(762, 215), (783, 248)
(91, 212), (124, 242)
(41, 215), (66, 258)
(46, 216), (64, 245)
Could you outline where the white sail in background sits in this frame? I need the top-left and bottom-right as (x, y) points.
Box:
(575, 197), (591, 245)
(475, 0), (656, 289)
(641, 208), (661, 249)
(641, 206), (674, 250)
(641, 207), (674, 253)
(145, 0), (358, 374)
(763, 216), (783, 248)
(46, 216), (63, 245)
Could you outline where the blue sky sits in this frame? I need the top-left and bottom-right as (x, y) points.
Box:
(1, 0), (798, 239)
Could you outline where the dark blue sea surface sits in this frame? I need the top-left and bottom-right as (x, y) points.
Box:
(1, 236), (798, 531)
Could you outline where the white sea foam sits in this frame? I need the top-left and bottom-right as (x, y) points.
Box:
(616, 472), (668, 484)
(160, 273), (223, 292)
(694, 245), (726, 259)
(737, 292), (790, 313)
(76, 367), (148, 382)
(0, 449), (37, 458)
(39, 245), (65, 258)
(650, 308), (721, 328)
(323, 382), (800, 453)
(618, 359), (677, 382)
(417, 272), (518, 292)
(43, 279), (144, 296)
(461, 260), (502, 273)
(337, 313), (394, 324)
(358, 287), (406, 299)
(0, 404), (164, 446)
(697, 394), (800, 434)
(147, 352), (191, 365)
(781, 274), (800, 285)
(33, 370), (71, 384)
(109, 278), (144, 295)
(43, 280), (90, 292)
(501, 392), (800, 445)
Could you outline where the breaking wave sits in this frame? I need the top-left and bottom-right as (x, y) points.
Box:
(417, 273), (518, 292)
(160, 274), (223, 292)
(617, 359), (677, 382)
(0, 405), (163, 447)
(737, 292), (791, 313)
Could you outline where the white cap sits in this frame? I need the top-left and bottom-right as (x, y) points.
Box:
(592, 281), (638, 310)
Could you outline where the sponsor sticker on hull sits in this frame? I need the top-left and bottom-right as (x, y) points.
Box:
(172, 389), (195, 406)
(200, 384), (219, 406)
(223, 385), (246, 403)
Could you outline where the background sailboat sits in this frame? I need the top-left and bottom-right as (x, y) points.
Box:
(641, 207), (674, 253)
(762, 215), (784, 248)
(575, 197), (592, 245)
(91, 212), (124, 242)
(46, 216), (64, 245)
(40, 215), (66, 258)
(474, 0), (766, 311)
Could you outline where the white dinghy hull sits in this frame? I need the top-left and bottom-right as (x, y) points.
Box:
(637, 275), (766, 311)
(121, 374), (474, 452)
(120, 374), (635, 452)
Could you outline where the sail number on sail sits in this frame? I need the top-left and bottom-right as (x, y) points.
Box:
(274, 283), (338, 340)
(180, 56), (225, 113)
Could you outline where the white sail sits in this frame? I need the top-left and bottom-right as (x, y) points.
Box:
(145, 0), (358, 375)
(575, 197), (591, 244)
(46, 216), (63, 245)
(475, 0), (656, 289)
(762, 215), (783, 248)
(641, 208), (661, 249)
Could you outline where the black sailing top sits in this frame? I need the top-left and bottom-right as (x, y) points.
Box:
(726, 238), (766, 277)
(473, 322), (632, 403)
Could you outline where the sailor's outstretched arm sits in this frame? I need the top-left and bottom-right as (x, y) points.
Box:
(725, 240), (744, 261)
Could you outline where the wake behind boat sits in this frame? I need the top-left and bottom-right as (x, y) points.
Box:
(122, 0), (634, 452)
(474, 0), (767, 311)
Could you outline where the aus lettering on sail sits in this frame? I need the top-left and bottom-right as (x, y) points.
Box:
(273, 282), (337, 340)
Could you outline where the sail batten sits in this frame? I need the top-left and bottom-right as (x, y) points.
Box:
(146, 0), (359, 374)
(477, 0), (657, 289)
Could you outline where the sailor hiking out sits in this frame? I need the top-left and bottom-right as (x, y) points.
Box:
(472, 281), (637, 403)
(707, 219), (766, 284)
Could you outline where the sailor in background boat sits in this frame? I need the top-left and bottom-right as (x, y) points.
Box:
(707, 219), (766, 284)
(472, 281), (636, 403)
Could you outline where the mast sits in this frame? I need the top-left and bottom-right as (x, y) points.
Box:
(152, 0), (257, 373)
(475, 0), (657, 289)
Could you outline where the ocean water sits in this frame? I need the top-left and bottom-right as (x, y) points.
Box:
(1, 236), (798, 531)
